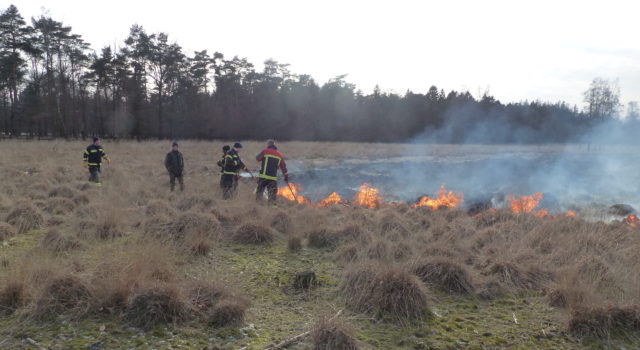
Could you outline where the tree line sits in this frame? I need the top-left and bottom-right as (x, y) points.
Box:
(0, 4), (638, 143)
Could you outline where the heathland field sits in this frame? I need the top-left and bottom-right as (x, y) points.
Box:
(1, 140), (640, 349)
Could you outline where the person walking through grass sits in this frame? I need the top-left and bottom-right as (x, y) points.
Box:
(165, 141), (185, 192)
(83, 137), (110, 186)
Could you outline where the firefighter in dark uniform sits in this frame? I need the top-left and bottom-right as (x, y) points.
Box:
(221, 142), (246, 199)
(83, 137), (110, 186)
(216, 145), (231, 174)
(164, 141), (185, 192)
(255, 140), (288, 203)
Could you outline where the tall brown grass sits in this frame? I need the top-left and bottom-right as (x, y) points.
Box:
(1, 141), (639, 337)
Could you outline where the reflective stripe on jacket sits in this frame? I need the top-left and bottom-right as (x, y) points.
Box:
(83, 144), (108, 166)
(256, 146), (287, 181)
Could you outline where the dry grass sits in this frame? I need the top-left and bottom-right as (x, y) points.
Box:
(124, 285), (190, 329)
(0, 140), (639, 341)
(0, 222), (16, 241)
(340, 263), (430, 322)
(5, 202), (44, 234)
(411, 257), (475, 294)
(311, 316), (359, 350)
(232, 223), (274, 244)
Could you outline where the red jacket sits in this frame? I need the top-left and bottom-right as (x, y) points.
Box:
(256, 146), (287, 180)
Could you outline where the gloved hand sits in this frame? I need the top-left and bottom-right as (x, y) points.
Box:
(83, 163), (88, 169)
(106, 158), (111, 165)
(284, 174), (289, 182)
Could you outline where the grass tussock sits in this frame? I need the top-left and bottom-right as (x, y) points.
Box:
(48, 185), (76, 199)
(41, 229), (84, 253)
(412, 257), (475, 294)
(5, 202), (44, 234)
(147, 212), (221, 241)
(208, 299), (248, 328)
(270, 211), (292, 233)
(287, 235), (302, 251)
(340, 263), (430, 322)
(0, 279), (28, 315)
(124, 285), (190, 329)
(307, 229), (340, 249)
(31, 274), (92, 321)
(568, 306), (640, 337)
(0, 222), (17, 241)
(232, 223), (274, 244)
(44, 198), (76, 215)
(311, 317), (359, 350)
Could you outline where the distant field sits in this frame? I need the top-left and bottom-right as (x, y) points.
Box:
(0, 140), (639, 349)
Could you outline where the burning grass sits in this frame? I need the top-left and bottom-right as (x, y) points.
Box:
(1, 140), (640, 348)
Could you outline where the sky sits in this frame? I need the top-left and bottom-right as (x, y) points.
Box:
(8, 0), (640, 110)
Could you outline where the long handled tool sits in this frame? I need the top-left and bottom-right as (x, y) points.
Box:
(286, 181), (299, 202)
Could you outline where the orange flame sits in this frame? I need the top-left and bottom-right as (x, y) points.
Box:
(412, 184), (464, 210)
(535, 209), (549, 218)
(353, 183), (382, 209)
(508, 192), (543, 214)
(317, 192), (343, 207)
(277, 182), (309, 204)
(624, 214), (639, 228)
(566, 210), (577, 217)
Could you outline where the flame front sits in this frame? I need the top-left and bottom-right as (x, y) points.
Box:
(508, 192), (543, 214)
(412, 184), (464, 210)
(566, 210), (577, 217)
(353, 183), (382, 208)
(277, 182), (309, 204)
(535, 209), (549, 218)
(317, 192), (343, 207)
(624, 214), (639, 228)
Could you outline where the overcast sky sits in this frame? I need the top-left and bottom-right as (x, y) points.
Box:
(9, 0), (640, 109)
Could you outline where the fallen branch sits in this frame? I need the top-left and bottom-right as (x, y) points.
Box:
(264, 309), (343, 350)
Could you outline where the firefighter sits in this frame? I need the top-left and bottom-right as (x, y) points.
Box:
(255, 140), (288, 204)
(83, 137), (110, 186)
(216, 145), (231, 173)
(164, 141), (185, 192)
(221, 142), (246, 199)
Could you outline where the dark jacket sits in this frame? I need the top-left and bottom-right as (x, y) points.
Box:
(256, 145), (287, 180)
(216, 154), (226, 173)
(165, 150), (184, 176)
(222, 148), (245, 175)
(83, 144), (108, 166)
